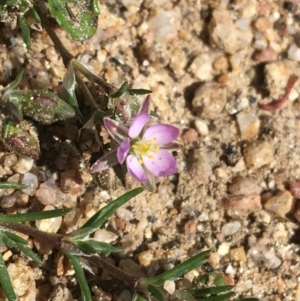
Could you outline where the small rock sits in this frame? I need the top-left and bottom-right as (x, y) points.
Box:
(3, 153), (18, 167)
(223, 193), (262, 218)
(218, 242), (230, 256)
(115, 207), (134, 220)
(7, 258), (36, 300)
(194, 119), (209, 136)
(192, 82), (227, 118)
(213, 55), (228, 73)
(189, 53), (214, 81)
(209, 8), (253, 54)
(169, 47), (187, 77)
(228, 176), (262, 195)
(36, 205), (62, 233)
(163, 280), (176, 295)
(36, 179), (65, 206)
(182, 128), (198, 143)
(253, 17), (272, 33)
(119, 259), (145, 277)
(221, 221), (241, 236)
(243, 140), (275, 169)
(1, 194), (17, 208)
(12, 155), (34, 174)
(93, 229), (118, 243)
(117, 290), (132, 301)
(264, 190), (294, 217)
(289, 181), (300, 198)
(287, 43), (300, 62)
(255, 47), (278, 62)
(236, 110), (260, 140)
(22, 172), (38, 196)
(229, 247), (246, 263)
(138, 250), (154, 267)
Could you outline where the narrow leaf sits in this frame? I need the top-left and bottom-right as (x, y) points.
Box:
(0, 209), (71, 223)
(18, 15), (31, 47)
(0, 182), (27, 190)
(128, 89), (152, 95)
(0, 251), (17, 301)
(196, 292), (235, 301)
(148, 284), (167, 301)
(76, 240), (122, 254)
(3, 231), (27, 244)
(147, 250), (210, 286)
(188, 286), (233, 297)
(2, 69), (24, 93)
(110, 82), (129, 98)
(77, 187), (144, 234)
(66, 252), (92, 301)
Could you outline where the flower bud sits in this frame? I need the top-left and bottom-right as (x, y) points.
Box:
(3, 120), (40, 159)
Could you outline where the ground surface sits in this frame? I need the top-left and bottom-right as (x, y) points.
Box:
(1, 0), (300, 300)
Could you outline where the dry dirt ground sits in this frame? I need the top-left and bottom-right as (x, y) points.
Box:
(2, 0), (300, 300)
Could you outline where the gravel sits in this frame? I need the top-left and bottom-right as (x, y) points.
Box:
(1, 0), (300, 300)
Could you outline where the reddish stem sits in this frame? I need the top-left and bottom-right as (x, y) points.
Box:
(259, 74), (298, 111)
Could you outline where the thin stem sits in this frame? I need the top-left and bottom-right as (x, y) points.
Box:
(0, 222), (63, 249)
(42, 22), (74, 67)
(72, 59), (114, 94)
(88, 255), (140, 289)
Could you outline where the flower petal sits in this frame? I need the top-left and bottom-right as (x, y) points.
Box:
(161, 141), (182, 150)
(128, 113), (150, 138)
(126, 154), (148, 182)
(90, 149), (119, 173)
(143, 124), (179, 145)
(104, 117), (128, 144)
(117, 138), (130, 164)
(142, 149), (177, 177)
(138, 95), (151, 114)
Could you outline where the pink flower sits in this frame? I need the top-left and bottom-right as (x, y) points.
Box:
(91, 96), (180, 191)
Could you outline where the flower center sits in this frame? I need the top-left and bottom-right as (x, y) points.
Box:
(132, 138), (159, 160)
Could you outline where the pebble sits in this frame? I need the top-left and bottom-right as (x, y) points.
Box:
(228, 176), (262, 195)
(213, 55), (229, 73)
(236, 110), (260, 140)
(229, 246), (246, 263)
(35, 179), (65, 206)
(117, 290), (132, 301)
(223, 193), (262, 218)
(194, 119), (209, 136)
(22, 172), (38, 196)
(60, 169), (84, 195)
(93, 229), (118, 244)
(115, 207), (134, 220)
(243, 140), (275, 169)
(12, 155), (34, 174)
(35, 205), (62, 233)
(7, 258), (36, 300)
(264, 190), (294, 217)
(295, 284), (300, 301)
(169, 47), (187, 77)
(3, 153), (18, 167)
(163, 280), (176, 295)
(255, 47), (278, 62)
(192, 82), (227, 118)
(253, 17), (272, 33)
(209, 8), (253, 54)
(189, 53), (214, 81)
(182, 128), (198, 143)
(289, 181), (300, 198)
(287, 43), (300, 62)
(137, 250), (154, 267)
(218, 242), (230, 256)
(1, 194), (17, 208)
(221, 221), (241, 236)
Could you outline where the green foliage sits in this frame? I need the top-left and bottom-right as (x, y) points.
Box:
(47, 0), (98, 41)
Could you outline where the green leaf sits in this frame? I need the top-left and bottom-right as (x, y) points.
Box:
(196, 292), (235, 301)
(147, 250), (210, 286)
(110, 82), (129, 98)
(128, 89), (152, 95)
(235, 299), (259, 301)
(0, 209), (71, 223)
(2, 233), (42, 264)
(66, 252), (92, 301)
(91, 0), (100, 14)
(74, 187), (144, 237)
(48, 0), (98, 41)
(148, 284), (167, 301)
(0, 182), (27, 190)
(3, 231), (27, 245)
(76, 240), (122, 254)
(188, 286), (233, 298)
(1, 69), (24, 94)
(0, 250), (17, 301)
(17, 15), (31, 48)
(28, 7), (41, 23)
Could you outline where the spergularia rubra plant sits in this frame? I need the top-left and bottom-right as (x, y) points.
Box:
(91, 96), (180, 191)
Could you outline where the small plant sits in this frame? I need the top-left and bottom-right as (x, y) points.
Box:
(0, 2), (259, 301)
